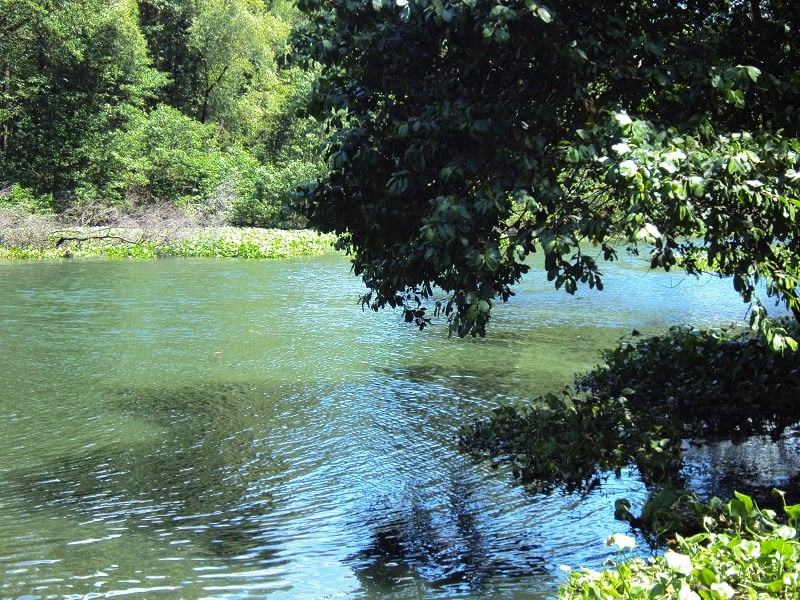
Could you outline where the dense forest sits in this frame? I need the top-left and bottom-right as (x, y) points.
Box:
(0, 0), (319, 228)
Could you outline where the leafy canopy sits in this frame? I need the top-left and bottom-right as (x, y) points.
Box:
(291, 0), (800, 338)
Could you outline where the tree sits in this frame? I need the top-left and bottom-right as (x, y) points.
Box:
(139, 0), (302, 144)
(0, 0), (162, 202)
(291, 0), (800, 341)
(138, 0), (204, 115)
(0, 0), (319, 218)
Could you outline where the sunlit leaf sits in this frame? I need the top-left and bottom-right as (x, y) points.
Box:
(612, 142), (631, 155)
(605, 533), (637, 551)
(738, 64), (762, 82)
(619, 160), (639, 177)
(664, 550), (693, 575)
(536, 6), (552, 23)
(615, 111), (633, 126)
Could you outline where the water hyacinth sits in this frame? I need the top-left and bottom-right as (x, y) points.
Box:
(560, 492), (800, 599)
(0, 226), (336, 260)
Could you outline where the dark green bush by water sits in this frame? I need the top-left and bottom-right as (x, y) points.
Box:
(462, 322), (800, 497)
(460, 323), (800, 598)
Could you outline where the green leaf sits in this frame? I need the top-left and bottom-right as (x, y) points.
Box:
(619, 160), (639, 178)
(783, 503), (800, 524)
(725, 88), (745, 108)
(484, 246), (501, 271)
(733, 491), (755, 514)
(664, 549), (693, 575)
(615, 111), (633, 127)
(635, 223), (661, 240)
(738, 64), (761, 82)
(766, 578), (784, 593)
(688, 176), (705, 196)
(612, 142), (631, 155)
(697, 567), (718, 586)
(709, 582), (735, 599)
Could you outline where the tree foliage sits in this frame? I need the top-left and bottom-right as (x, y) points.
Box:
(291, 0), (800, 337)
(1, 0), (322, 225)
(0, 0), (161, 202)
(460, 322), (800, 500)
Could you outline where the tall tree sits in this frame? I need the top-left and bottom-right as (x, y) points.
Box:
(139, 0), (297, 143)
(291, 0), (800, 342)
(0, 0), (160, 201)
(138, 0), (203, 114)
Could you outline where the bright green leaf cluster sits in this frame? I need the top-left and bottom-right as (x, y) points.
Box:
(561, 492), (800, 600)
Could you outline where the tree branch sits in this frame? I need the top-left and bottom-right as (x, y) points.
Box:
(54, 228), (141, 247)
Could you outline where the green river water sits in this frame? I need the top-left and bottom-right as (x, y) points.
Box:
(0, 254), (764, 599)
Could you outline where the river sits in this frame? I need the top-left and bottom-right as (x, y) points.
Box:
(0, 253), (761, 599)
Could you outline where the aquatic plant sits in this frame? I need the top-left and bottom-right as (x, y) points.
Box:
(0, 226), (336, 259)
(560, 492), (800, 599)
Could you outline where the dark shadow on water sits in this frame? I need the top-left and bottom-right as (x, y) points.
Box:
(6, 382), (299, 562)
(347, 475), (546, 597)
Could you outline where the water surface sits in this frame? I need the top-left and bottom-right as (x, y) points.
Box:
(0, 254), (760, 599)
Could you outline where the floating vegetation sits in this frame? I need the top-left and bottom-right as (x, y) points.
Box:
(0, 226), (336, 259)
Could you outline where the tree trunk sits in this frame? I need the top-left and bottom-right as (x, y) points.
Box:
(750, 0), (762, 26)
(1, 65), (9, 154)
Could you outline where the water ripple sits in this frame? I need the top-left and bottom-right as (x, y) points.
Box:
(0, 257), (721, 599)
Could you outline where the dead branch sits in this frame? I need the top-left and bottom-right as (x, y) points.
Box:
(54, 227), (142, 247)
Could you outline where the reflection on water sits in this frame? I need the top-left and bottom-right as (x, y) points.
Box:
(683, 428), (800, 503)
(0, 255), (773, 599)
(349, 475), (546, 596)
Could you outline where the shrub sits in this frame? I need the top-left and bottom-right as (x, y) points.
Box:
(0, 184), (54, 213)
(227, 160), (320, 228)
(582, 324), (800, 441)
(108, 105), (230, 205)
(164, 227), (334, 258)
(460, 323), (800, 537)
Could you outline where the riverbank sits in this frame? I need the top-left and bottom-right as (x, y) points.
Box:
(0, 208), (336, 259)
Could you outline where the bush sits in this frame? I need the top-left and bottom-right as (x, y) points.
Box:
(0, 183), (54, 213)
(460, 324), (800, 536)
(227, 160), (320, 228)
(582, 324), (800, 441)
(108, 105), (230, 205)
(164, 227), (334, 258)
